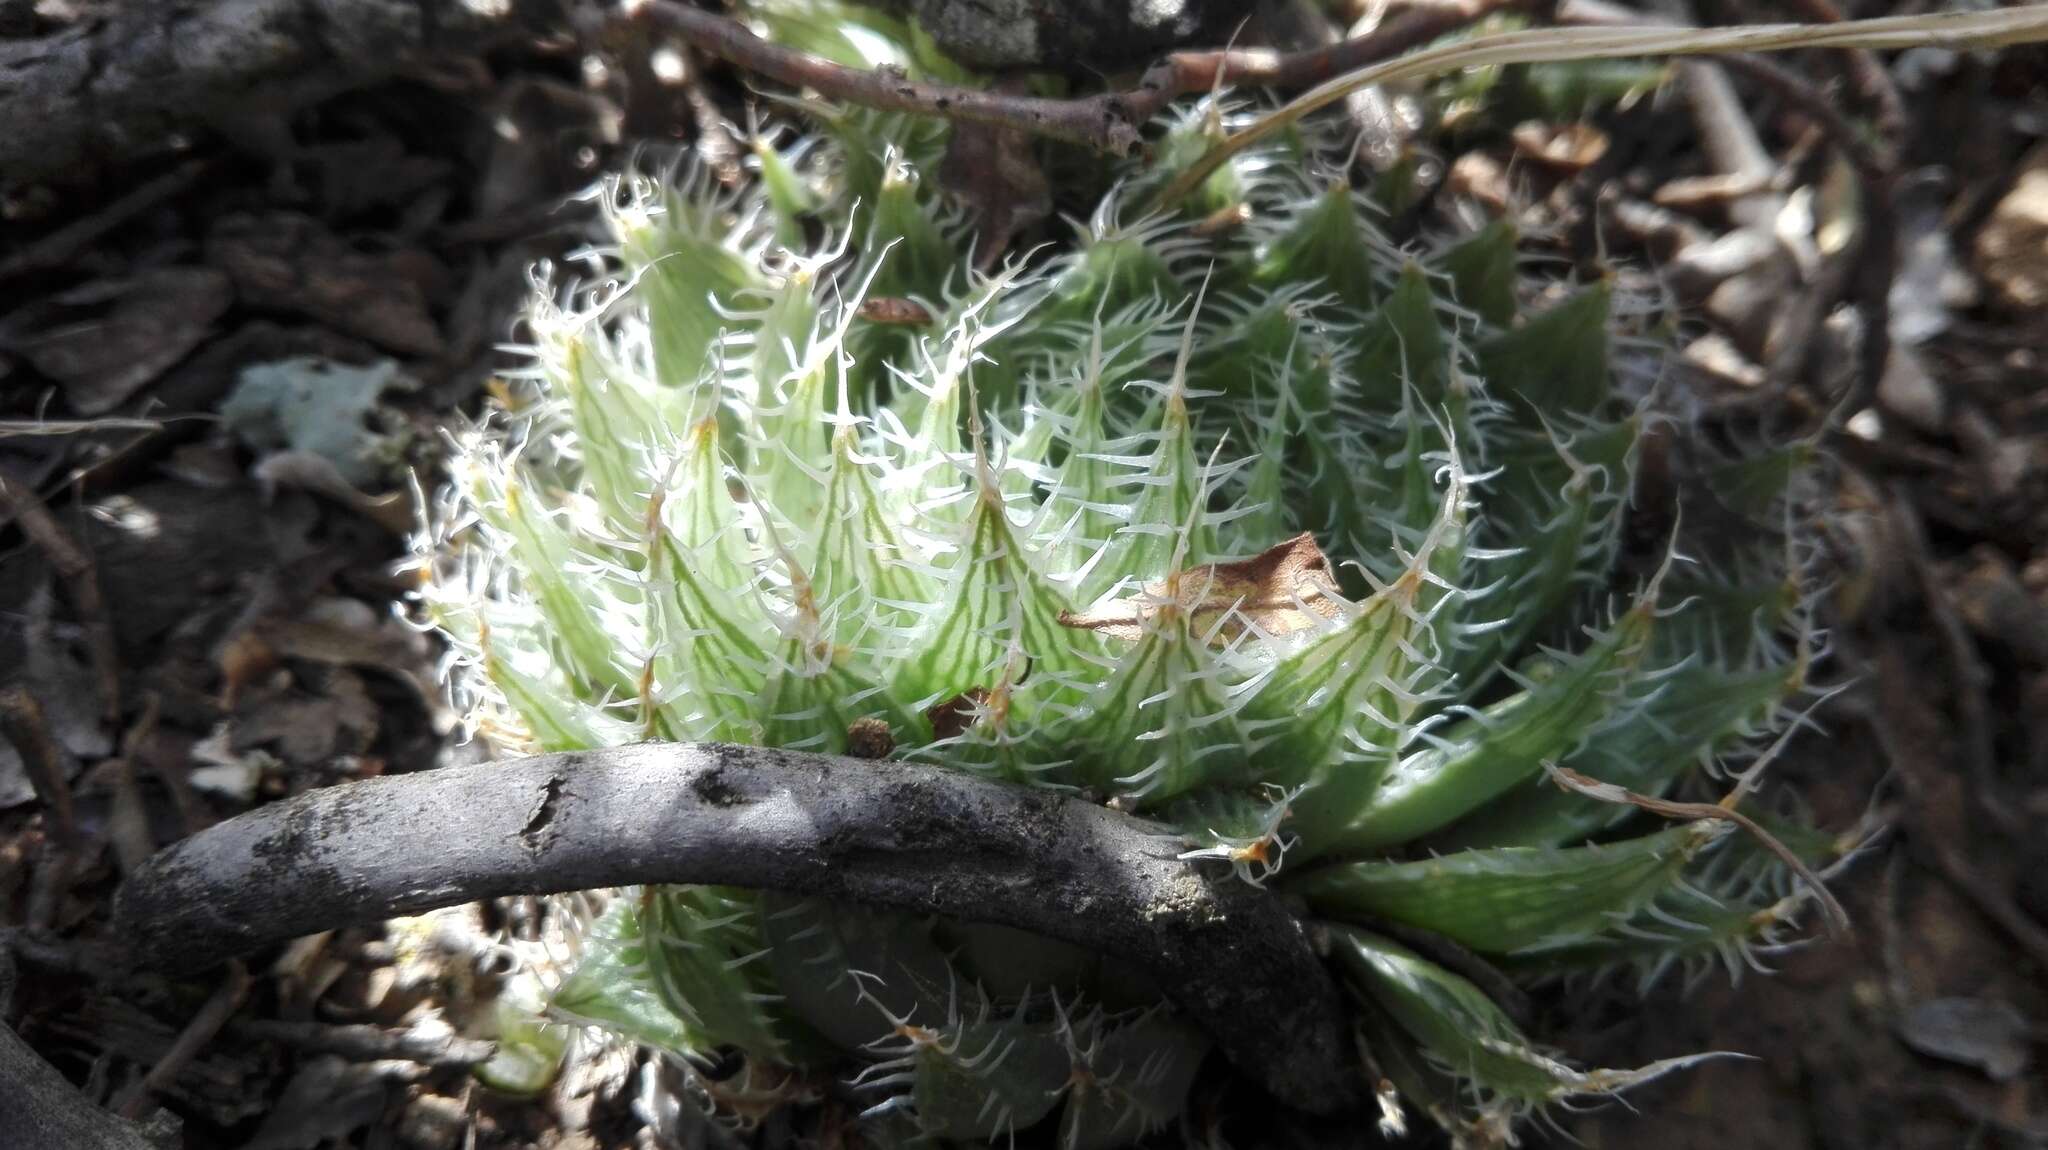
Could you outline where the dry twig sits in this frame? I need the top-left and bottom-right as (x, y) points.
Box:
(112, 960), (254, 1121)
(0, 161), (209, 282)
(110, 741), (1361, 1114)
(1771, 0), (1907, 144)
(1860, 639), (2048, 971)
(1542, 762), (1853, 935)
(1509, 0), (1905, 414)
(106, 696), (164, 877)
(634, 0), (1510, 156)
(1719, 52), (1898, 418)
(0, 690), (87, 933)
(1154, 5), (2048, 207)
(0, 690), (78, 846)
(0, 420), (166, 440)
(0, 471), (122, 725)
(0, 1), (577, 189)
(228, 1020), (497, 1067)
(1852, 490), (2048, 972)
(1888, 490), (2015, 834)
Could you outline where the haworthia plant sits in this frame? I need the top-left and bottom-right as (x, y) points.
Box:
(418, 7), (1833, 1143)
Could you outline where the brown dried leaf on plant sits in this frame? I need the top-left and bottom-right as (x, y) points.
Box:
(1058, 532), (1345, 643)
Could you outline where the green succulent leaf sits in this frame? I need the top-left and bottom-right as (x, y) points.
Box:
(894, 476), (1097, 710)
(812, 426), (935, 639)
(1476, 281), (1613, 418)
(1055, 1012), (1209, 1150)
(897, 1011), (1070, 1140)
(1437, 661), (1798, 849)
(1454, 414), (1638, 684)
(548, 330), (671, 529)
(1252, 183), (1386, 313)
(474, 998), (571, 1096)
(760, 893), (956, 1052)
(1349, 262), (1452, 408)
(614, 185), (768, 392)
(1055, 603), (1247, 803)
(1291, 823), (1722, 953)
(1331, 593), (1656, 853)
(482, 477), (633, 701)
(482, 640), (627, 753)
(549, 897), (707, 1057)
(640, 886), (821, 1066)
(1333, 927), (1731, 1107)
(1440, 218), (1521, 328)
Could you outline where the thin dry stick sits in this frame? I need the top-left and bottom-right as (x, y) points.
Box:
(1772, 0), (1907, 144)
(1887, 489), (2015, 835)
(106, 696), (162, 877)
(1916, 840), (2048, 971)
(1672, 57), (1782, 228)
(0, 690), (77, 846)
(0, 471), (121, 725)
(1523, 4), (1893, 174)
(0, 160), (208, 282)
(226, 1020), (498, 1067)
(635, 0), (1143, 152)
(0, 691), (84, 934)
(634, 0), (1512, 156)
(1859, 643), (2048, 970)
(113, 960), (253, 1121)
(1156, 5), (2048, 206)
(1147, 0), (1514, 95)
(0, 419), (165, 439)
(1541, 762), (1853, 936)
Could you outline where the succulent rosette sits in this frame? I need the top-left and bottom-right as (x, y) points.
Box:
(417, 7), (1838, 1143)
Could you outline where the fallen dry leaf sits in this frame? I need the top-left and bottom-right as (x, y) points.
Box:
(248, 610), (439, 713)
(1445, 151), (1510, 215)
(16, 266), (231, 414)
(242, 1055), (423, 1150)
(1059, 532), (1345, 644)
(252, 449), (415, 535)
(1976, 143), (2048, 312)
(20, 582), (116, 759)
(1653, 171), (1771, 213)
(231, 666), (381, 767)
(1896, 997), (2034, 1081)
(207, 212), (445, 357)
(1510, 120), (1610, 174)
